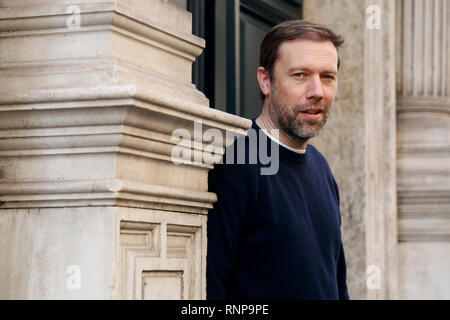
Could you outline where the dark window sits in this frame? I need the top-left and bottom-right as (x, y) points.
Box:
(170, 0), (302, 119)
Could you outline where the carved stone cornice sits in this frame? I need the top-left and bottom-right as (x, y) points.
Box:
(0, 85), (250, 212)
(0, 1), (206, 96)
(397, 96), (450, 114)
(398, 186), (450, 242)
(0, 0), (252, 212)
(0, 179), (217, 214)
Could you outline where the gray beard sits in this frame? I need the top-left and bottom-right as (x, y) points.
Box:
(268, 86), (330, 141)
(282, 110), (329, 141)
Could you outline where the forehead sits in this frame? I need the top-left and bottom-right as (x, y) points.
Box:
(276, 39), (338, 72)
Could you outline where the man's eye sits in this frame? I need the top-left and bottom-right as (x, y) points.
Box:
(294, 73), (304, 78)
(323, 75), (335, 80)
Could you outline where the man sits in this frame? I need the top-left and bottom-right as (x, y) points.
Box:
(207, 20), (349, 300)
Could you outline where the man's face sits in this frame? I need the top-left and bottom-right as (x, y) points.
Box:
(267, 39), (338, 140)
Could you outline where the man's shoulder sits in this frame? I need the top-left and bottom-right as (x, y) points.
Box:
(212, 133), (260, 175)
(208, 134), (260, 197)
(307, 144), (337, 180)
(307, 144), (329, 165)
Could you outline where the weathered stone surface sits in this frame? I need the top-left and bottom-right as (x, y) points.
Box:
(399, 242), (450, 299)
(0, 207), (115, 299)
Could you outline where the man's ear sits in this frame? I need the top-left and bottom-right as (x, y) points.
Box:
(257, 67), (271, 98)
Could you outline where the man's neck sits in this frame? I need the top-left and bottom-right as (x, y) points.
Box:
(256, 106), (308, 151)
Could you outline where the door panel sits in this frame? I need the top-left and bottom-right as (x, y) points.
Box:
(240, 11), (272, 119)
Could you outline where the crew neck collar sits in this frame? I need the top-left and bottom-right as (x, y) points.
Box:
(252, 119), (307, 164)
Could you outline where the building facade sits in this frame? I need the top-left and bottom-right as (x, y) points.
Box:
(0, 0), (449, 299)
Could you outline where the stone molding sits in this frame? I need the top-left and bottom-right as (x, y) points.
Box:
(0, 85), (249, 213)
(114, 206), (208, 299)
(398, 186), (450, 242)
(0, 179), (217, 213)
(0, 1), (205, 95)
(118, 217), (203, 299)
(397, 96), (450, 114)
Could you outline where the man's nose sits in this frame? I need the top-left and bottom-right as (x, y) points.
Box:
(305, 75), (324, 100)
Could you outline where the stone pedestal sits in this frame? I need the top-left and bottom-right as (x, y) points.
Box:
(0, 0), (251, 299)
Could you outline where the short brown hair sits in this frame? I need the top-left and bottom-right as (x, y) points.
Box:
(259, 20), (344, 100)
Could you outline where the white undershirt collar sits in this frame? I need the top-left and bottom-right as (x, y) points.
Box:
(260, 128), (307, 154)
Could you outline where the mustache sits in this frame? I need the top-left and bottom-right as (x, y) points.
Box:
(294, 101), (328, 112)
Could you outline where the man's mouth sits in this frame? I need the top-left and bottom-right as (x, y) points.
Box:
(299, 108), (323, 120)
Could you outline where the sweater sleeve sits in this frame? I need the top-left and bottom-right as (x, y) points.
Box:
(331, 174), (350, 299)
(206, 144), (256, 300)
(337, 241), (350, 300)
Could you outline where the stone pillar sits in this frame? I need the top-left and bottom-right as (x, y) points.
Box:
(303, 0), (398, 299)
(396, 0), (450, 299)
(0, 0), (251, 299)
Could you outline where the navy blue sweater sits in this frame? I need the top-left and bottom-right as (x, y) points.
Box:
(206, 120), (349, 300)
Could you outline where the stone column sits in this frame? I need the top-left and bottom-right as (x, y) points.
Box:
(0, 0), (251, 299)
(396, 0), (450, 299)
(303, 0), (398, 299)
